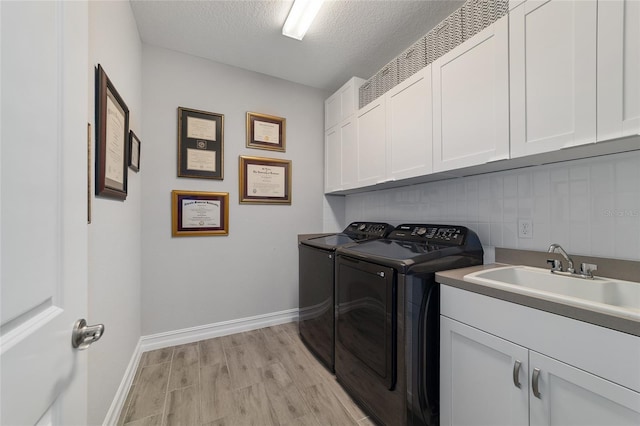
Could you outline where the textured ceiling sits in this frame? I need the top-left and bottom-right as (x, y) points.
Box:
(130, 0), (463, 93)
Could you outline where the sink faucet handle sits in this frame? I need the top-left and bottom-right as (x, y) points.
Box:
(546, 259), (562, 272)
(580, 263), (597, 278)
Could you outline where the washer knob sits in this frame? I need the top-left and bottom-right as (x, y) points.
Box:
(416, 227), (427, 236)
(358, 224), (366, 231)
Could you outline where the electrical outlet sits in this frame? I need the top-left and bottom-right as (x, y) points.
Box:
(518, 219), (533, 239)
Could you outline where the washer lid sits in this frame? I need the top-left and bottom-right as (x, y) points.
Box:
(302, 233), (365, 250)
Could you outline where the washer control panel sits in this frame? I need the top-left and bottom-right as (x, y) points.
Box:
(388, 224), (467, 245)
(344, 222), (394, 239)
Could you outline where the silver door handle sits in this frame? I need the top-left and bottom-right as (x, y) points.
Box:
(512, 360), (522, 388)
(72, 318), (105, 350)
(532, 368), (541, 398)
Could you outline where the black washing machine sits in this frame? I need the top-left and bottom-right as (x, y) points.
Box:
(298, 222), (394, 372)
(335, 224), (483, 426)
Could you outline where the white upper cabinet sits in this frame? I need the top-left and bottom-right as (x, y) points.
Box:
(325, 76), (365, 130)
(356, 97), (387, 187)
(386, 66), (433, 180)
(510, 0), (597, 157)
(597, 0), (640, 141)
(432, 15), (510, 172)
(324, 125), (341, 192)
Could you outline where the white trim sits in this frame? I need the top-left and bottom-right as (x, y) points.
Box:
(139, 308), (298, 352)
(102, 308), (299, 425)
(101, 339), (142, 426)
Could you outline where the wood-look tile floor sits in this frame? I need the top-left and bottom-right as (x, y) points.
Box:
(117, 322), (375, 426)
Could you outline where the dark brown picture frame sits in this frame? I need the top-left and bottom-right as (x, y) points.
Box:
(172, 190), (229, 237)
(95, 64), (129, 200)
(129, 130), (141, 172)
(246, 112), (286, 152)
(239, 156), (292, 205)
(178, 107), (224, 179)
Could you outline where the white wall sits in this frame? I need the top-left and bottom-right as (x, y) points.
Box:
(88, 2), (142, 424)
(345, 151), (640, 262)
(140, 46), (327, 335)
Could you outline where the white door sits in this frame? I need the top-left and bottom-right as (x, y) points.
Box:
(356, 98), (387, 186)
(386, 66), (433, 180)
(440, 316), (529, 426)
(529, 351), (640, 426)
(1, 2), (91, 425)
(432, 15), (510, 172)
(324, 126), (341, 192)
(510, 0), (597, 157)
(339, 117), (358, 190)
(597, 0), (640, 141)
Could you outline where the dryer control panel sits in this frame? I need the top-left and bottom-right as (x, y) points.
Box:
(344, 222), (394, 239)
(388, 224), (468, 245)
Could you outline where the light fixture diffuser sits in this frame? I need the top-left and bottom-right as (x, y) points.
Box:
(282, 0), (325, 40)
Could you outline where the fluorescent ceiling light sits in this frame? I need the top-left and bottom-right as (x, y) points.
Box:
(282, 0), (325, 40)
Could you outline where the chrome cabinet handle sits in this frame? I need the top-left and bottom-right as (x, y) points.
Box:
(512, 360), (522, 388)
(72, 318), (105, 350)
(532, 368), (542, 398)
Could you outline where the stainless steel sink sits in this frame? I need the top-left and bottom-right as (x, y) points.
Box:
(464, 266), (640, 320)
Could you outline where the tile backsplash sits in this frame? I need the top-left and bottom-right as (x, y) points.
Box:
(343, 151), (640, 262)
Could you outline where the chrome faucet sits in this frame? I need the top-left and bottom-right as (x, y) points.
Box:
(547, 243), (575, 273)
(546, 243), (597, 279)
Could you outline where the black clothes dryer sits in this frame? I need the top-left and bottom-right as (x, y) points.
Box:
(335, 224), (483, 425)
(298, 222), (394, 372)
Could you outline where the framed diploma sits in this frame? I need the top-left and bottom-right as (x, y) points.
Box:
(95, 64), (129, 200)
(129, 130), (141, 172)
(239, 156), (291, 205)
(178, 107), (224, 179)
(171, 190), (229, 237)
(246, 112), (286, 152)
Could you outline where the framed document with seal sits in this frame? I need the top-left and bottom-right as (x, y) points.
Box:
(178, 107), (224, 179)
(171, 190), (229, 236)
(95, 64), (129, 200)
(239, 156), (291, 205)
(246, 112), (286, 152)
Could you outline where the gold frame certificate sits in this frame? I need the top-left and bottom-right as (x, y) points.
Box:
(172, 190), (229, 236)
(239, 156), (291, 204)
(246, 112), (286, 152)
(178, 107), (224, 179)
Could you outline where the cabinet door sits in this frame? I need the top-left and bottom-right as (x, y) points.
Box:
(340, 117), (358, 189)
(432, 16), (509, 172)
(529, 351), (640, 426)
(356, 98), (387, 186)
(597, 0), (640, 141)
(387, 67), (433, 180)
(440, 317), (529, 426)
(324, 126), (341, 193)
(325, 93), (340, 130)
(510, 0), (597, 157)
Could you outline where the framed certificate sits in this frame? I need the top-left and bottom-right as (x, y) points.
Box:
(239, 156), (291, 205)
(129, 130), (141, 172)
(246, 112), (286, 152)
(95, 64), (129, 200)
(171, 190), (229, 236)
(178, 107), (224, 179)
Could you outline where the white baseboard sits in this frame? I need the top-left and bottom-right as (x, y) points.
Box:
(102, 339), (143, 426)
(102, 308), (298, 425)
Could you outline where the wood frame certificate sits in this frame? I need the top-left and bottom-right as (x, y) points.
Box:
(95, 64), (129, 200)
(171, 190), (229, 236)
(178, 107), (224, 179)
(239, 156), (291, 204)
(246, 112), (286, 152)
(129, 130), (141, 172)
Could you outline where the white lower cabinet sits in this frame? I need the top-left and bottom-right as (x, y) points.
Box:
(440, 286), (640, 426)
(529, 351), (640, 426)
(440, 316), (529, 426)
